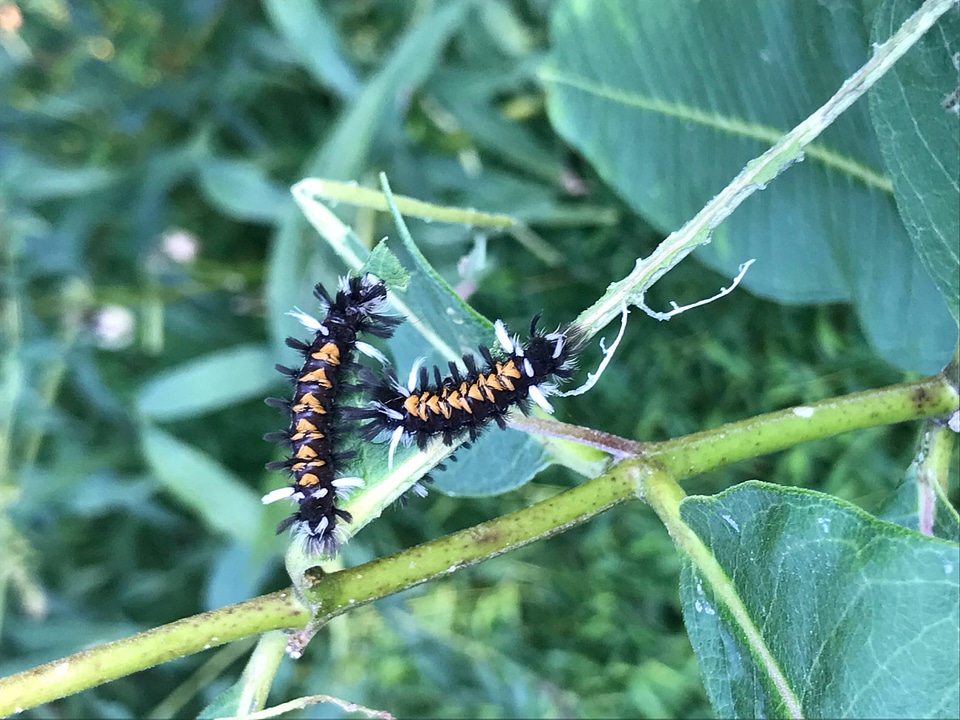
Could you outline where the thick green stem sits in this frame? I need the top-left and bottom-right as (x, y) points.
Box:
(646, 374), (957, 480)
(0, 592), (309, 715)
(2, 371), (955, 714)
(0, 462), (642, 714)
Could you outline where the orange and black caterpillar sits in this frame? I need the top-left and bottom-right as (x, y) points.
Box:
(262, 274), (399, 555)
(346, 316), (583, 463)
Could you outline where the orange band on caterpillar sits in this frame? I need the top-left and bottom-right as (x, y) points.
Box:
(346, 315), (582, 466)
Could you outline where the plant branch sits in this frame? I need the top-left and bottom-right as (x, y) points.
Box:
(293, 178), (515, 228)
(0, 591), (310, 716)
(510, 374), (958, 481)
(282, 456), (643, 653)
(645, 374), (958, 480)
(0, 461), (641, 714)
(1, 371), (955, 713)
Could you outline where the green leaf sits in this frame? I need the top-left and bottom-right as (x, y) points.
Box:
(429, 67), (563, 182)
(365, 238), (409, 288)
(304, 0), (473, 183)
(197, 156), (290, 222)
(869, 0), (960, 323)
(2, 148), (120, 201)
(197, 683), (243, 720)
(679, 482), (959, 719)
(261, 0), (360, 99)
(137, 344), (275, 421)
(544, 0), (957, 373)
(140, 424), (262, 543)
(431, 430), (552, 496)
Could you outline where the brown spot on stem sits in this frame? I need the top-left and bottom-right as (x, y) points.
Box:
(911, 386), (931, 412)
(469, 525), (501, 546)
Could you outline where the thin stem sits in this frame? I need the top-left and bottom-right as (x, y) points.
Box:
(508, 415), (644, 460)
(293, 178), (515, 228)
(0, 226), (22, 483)
(145, 637), (257, 719)
(235, 631), (288, 716)
(638, 259), (755, 321)
(914, 420), (958, 536)
(21, 279), (88, 467)
(244, 694), (396, 720)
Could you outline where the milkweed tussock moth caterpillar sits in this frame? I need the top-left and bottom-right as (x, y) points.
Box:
(345, 315), (585, 466)
(262, 274), (400, 556)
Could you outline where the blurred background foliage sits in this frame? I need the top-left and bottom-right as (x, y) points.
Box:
(0, 1), (955, 718)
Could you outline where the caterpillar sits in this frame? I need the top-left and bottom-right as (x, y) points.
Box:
(261, 274), (400, 555)
(346, 315), (583, 464)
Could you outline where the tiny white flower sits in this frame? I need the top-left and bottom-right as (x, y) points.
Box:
(159, 229), (199, 264)
(91, 305), (135, 350)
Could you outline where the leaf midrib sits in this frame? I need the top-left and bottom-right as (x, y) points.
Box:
(541, 66), (894, 194)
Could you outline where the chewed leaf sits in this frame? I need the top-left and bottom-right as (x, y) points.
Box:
(137, 344), (275, 421)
